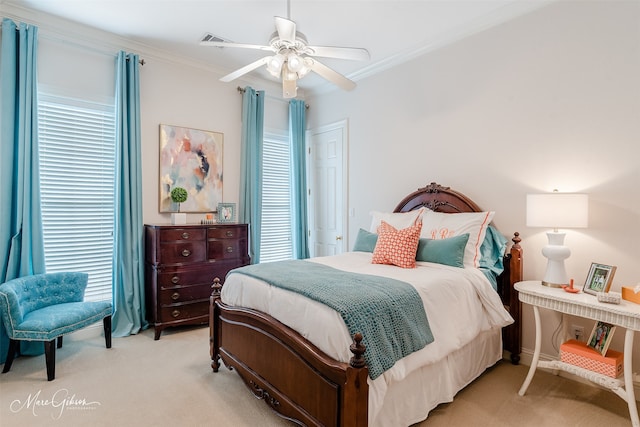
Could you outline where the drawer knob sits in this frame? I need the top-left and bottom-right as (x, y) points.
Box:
(171, 309), (180, 318)
(181, 232), (190, 239)
(226, 246), (234, 253)
(225, 230), (234, 237)
(181, 249), (191, 257)
(171, 276), (180, 284)
(171, 292), (180, 301)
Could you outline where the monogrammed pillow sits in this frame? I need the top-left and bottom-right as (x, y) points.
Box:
(420, 210), (495, 268)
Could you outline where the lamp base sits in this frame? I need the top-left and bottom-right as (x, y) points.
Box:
(540, 231), (571, 289)
(541, 280), (565, 288)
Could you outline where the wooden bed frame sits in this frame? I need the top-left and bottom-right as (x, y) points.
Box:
(209, 182), (523, 427)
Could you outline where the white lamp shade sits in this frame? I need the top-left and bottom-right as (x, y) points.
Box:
(526, 193), (588, 229)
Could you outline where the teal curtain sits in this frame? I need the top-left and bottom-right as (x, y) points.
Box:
(289, 100), (309, 259)
(0, 18), (46, 362)
(239, 87), (264, 263)
(111, 51), (147, 336)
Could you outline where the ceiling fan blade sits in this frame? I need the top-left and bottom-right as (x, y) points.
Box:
(200, 40), (274, 52)
(219, 56), (270, 82)
(307, 58), (356, 91)
(305, 45), (370, 61)
(274, 16), (296, 44)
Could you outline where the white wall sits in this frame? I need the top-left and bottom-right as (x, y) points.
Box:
(138, 58), (289, 224)
(307, 1), (640, 373)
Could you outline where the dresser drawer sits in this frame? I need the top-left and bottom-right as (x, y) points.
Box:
(208, 238), (248, 260)
(158, 283), (211, 305)
(160, 228), (206, 242)
(158, 300), (209, 323)
(207, 226), (247, 240)
(157, 266), (215, 288)
(156, 261), (240, 287)
(158, 241), (206, 264)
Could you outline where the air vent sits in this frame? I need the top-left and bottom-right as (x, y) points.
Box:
(200, 33), (231, 46)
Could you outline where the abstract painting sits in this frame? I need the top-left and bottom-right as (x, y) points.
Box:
(159, 124), (223, 213)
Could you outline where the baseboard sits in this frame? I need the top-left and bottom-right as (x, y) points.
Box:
(515, 348), (640, 402)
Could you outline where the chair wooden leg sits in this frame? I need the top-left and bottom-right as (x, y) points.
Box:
(57, 336), (63, 348)
(2, 339), (19, 374)
(44, 339), (56, 381)
(103, 315), (112, 348)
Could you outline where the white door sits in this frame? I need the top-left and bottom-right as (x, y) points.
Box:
(307, 121), (347, 257)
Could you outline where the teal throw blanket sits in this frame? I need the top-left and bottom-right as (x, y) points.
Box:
(229, 260), (434, 379)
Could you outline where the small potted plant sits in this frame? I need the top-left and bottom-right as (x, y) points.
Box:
(170, 186), (188, 225)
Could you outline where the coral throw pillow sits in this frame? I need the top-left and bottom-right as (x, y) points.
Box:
(372, 220), (422, 269)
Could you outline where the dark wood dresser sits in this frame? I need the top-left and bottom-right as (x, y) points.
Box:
(144, 223), (250, 339)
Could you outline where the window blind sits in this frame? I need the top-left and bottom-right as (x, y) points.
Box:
(38, 94), (116, 302)
(260, 133), (293, 262)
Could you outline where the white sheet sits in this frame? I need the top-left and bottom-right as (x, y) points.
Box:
(221, 252), (513, 425)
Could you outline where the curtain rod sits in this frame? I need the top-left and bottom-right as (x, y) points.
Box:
(237, 86), (309, 109)
(1, 19), (145, 65)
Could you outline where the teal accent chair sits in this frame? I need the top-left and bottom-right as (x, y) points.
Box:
(0, 272), (112, 381)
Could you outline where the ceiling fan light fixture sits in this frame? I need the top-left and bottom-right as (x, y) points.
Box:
(267, 53), (285, 75)
(287, 53), (304, 72)
(295, 57), (314, 78)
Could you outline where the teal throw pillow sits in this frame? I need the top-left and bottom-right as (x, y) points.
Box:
(353, 228), (378, 253)
(416, 233), (470, 268)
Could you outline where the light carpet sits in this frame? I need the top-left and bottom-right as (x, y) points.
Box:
(0, 325), (635, 426)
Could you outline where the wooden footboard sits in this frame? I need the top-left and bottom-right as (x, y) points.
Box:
(210, 279), (369, 427)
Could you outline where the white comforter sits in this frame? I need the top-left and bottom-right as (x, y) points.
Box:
(221, 252), (513, 423)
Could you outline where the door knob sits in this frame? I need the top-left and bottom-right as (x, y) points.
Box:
(335, 236), (343, 241)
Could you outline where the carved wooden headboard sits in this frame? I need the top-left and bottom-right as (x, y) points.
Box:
(393, 182), (523, 364)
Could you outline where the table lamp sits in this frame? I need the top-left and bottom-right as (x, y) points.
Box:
(526, 191), (588, 287)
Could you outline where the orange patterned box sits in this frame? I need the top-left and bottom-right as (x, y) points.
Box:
(560, 339), (623, 378)
(621, 286), (640, 304)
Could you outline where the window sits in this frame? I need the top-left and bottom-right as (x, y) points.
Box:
(260, 133), (293, 262)
(38, 93), (116, 302)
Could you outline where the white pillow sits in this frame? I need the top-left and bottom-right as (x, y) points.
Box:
(420, 210), (495, 268)
(369, 208), (425, 233)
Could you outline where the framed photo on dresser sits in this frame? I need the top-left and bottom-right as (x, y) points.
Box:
(217, 203), (236, 223)
(582, 263), (616, 296)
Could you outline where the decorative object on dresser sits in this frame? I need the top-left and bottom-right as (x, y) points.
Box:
(622, 285), (640, 304)
(526, 191), (588, 287)
(170, 186), (188, 225)
(159, 124), (224, 213)
(582, 262), (616, 295)
(145, 224), (249, 340)
(217, 203), (236, 224)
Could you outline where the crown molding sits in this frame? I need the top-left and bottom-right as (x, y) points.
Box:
(2, 3), (282, 93)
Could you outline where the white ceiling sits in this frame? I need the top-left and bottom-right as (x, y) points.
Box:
(3, 0), (550, 95)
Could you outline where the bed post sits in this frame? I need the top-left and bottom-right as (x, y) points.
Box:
(506, 232), (523, 364)
(341, 333), (369, 427)
(210, 277), (222, 372)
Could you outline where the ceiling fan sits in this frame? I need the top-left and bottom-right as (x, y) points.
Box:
(200, 3), (370, 98)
